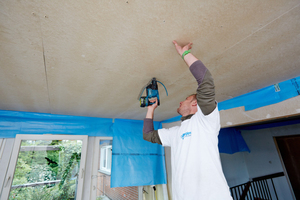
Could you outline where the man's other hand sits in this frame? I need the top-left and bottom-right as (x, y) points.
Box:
(148, 98), (158, 111)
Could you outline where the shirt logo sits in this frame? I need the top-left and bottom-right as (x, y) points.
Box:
(181, 132), (191, 140)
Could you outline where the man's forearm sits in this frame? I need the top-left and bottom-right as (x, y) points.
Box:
(146, 108), (154, 119)
(143, 99), (162, 144)
(183, 52), (198, 67)
(143, 118), (162, 145)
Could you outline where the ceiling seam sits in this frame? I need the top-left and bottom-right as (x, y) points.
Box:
(42, 37), (52, 113)
(38, 13), (52, 114)
(219, 2), (300, 55)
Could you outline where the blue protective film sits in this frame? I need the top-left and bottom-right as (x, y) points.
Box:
(218, 84), (280, 111)
(218, 76), (300, 111)
(161, 115), (181, 123)
(245, 77), (300, 110)
(111, 119), (167, 188)
(218, 128), (250, 154)
(0, 110), (113, 138)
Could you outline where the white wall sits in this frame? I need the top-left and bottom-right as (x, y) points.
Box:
(242, 129), (284, 177)
(220, 152), (249, 187)
(241, 123), (300, 200)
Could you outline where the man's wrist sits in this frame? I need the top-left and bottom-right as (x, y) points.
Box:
(146, 109), (154, 119)
(181, 50), (191, 59)
(147, 107), (155, 112)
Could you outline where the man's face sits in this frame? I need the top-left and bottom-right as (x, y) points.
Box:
(177, 95), (195, 116)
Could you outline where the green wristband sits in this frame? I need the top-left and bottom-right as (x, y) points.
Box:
(182, 50), (191, 60)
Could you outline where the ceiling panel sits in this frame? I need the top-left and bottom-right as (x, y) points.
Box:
(0, 0), (49, 113)
(1, 0), (299, 121)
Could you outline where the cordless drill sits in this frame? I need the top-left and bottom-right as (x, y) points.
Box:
(139, 78), (168, 107)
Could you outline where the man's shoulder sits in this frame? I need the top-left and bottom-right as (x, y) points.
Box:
(195, 103), (219, 118)
(158, 125), (181, 135)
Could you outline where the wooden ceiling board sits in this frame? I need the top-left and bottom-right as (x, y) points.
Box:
(0, 0), (299, 121)
(214, 5), (300, 100)
(0, 0), (49, 113)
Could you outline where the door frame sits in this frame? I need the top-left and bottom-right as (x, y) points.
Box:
(0, 134), (88, 200)
(273, 136), (297, 200)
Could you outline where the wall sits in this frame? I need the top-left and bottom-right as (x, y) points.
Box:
(220, 152), (249, 187)
(97, 171), (138, 200)
(241, 123), (300, 200)
(220, 96), (300, 128)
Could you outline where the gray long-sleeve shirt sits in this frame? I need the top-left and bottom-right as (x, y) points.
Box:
(143, 60), (216, 145)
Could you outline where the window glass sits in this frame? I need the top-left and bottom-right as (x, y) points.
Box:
(8, 139), (83, 200)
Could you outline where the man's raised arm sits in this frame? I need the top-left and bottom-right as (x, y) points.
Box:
(173, 41), (216, 115)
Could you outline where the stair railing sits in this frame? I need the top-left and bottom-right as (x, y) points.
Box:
(230, 172), (284, 200)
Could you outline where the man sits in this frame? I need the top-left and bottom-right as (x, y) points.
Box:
(143, 41), (233, 200)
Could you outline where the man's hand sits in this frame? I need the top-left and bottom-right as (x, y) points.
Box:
(173, 40), (193, 56)
(173, 40), (198, 67)
(147, 98), (158, 111)
(146, 98), (158, 119)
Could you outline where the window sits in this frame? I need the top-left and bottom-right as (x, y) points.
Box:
(93, 139), (141, 200)
(0, 134), (88, 200)
(99, 145), (112, 175)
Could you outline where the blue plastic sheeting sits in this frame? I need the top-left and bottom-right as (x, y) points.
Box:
(0, 108), (250, 156)
(160, 115), (181, 124)
(218, 76), (300, 111)
(0, 110), (167, 188)
(218, 128), (250, 154)
(0, 110), (113, 138)
(111, 119), (167, 188)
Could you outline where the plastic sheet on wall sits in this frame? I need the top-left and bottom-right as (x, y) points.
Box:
(160, 115), (181, 124)
(0, 110), (251, 155)
(111, 119), (167, 188)
(218, 128), (250, 154)
(218, 76), (300, 111)
(0, 110), (113, 138)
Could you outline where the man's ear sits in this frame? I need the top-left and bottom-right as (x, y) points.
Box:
(191, 100), (197, 106)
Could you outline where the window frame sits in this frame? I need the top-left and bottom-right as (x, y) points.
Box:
(99, 145), (112, 175)
(0, 134), (88, 200)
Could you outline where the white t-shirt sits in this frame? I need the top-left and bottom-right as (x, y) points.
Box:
(158, 105), (233, 200)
